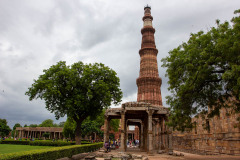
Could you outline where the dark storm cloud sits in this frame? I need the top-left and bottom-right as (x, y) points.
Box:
(0, 0), (239, 129)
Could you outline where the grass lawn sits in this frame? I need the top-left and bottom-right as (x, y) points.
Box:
(0, 144), (54, 154)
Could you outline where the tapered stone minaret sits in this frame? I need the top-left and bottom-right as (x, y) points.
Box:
(137, 5), (162, 106)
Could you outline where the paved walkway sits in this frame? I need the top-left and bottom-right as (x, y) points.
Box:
(101, 148), (240, 160)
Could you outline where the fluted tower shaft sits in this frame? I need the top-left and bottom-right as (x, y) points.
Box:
(136, 6), (162, 106)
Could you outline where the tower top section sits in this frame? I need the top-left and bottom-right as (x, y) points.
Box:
(143, 5), (153, 24)
(144, 4), (151, 10)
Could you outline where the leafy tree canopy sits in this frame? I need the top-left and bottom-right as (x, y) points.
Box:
(63, 109), (119, 139)
(39, 119), (58, 127)
(13, 123), (21, 130)
(29, 124), (38, 127)
(63, 117), (76, 140)
(110, 119), (120, 132)
(58, 121), (65, 127)
(26, 61), (122, 144)
(0, 119), (11, 137)
(12, 123), (22, 137)
(161, 10), (240, 131)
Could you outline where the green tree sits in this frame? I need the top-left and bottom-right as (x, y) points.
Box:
(39, 119), (57, 127)
(58, 121), (65, 127)
(63, 117), (76, 140)
(26, 61), (122, 144)
(63, 110), (104, 140)
(161, 9), (240, 131)
(42, 132), (50, 139)
(109, 133), (115, 140)
(29, 124), (38, 127)
(63, 110), (119, 140)
(12, 123), (21, 130)
(110, 119), (120, 132)
(81, 120), (102, 138)
(0, 119), (11, 137)
(11, 123), (22, 137)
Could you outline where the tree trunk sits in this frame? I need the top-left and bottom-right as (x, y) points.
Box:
(75, 119), (83, 145)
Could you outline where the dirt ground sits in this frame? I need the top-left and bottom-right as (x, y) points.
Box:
(105, 148), (240, 160)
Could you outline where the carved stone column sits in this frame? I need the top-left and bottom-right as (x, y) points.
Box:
(152, 121), (156, 150)
(160, 117), (164, 150)
(154, 119), (159, 150)
(148, 110), (153, 154)
(168, 127), (173, 153)
(103, 115), (109, 145)
(120, 111), (126, 151)
(164, 118), (169, 151)
(143, 115), (148, 151)
(140, 122), (144, 150)
(124, 120), (127, 151)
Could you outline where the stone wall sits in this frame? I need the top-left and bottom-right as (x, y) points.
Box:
(173, 108), (240, 155)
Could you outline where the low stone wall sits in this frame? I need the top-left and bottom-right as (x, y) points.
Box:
(173, 132), (240, 155)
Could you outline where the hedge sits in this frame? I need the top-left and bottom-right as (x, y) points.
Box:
(1, 140), (30, 145)
(0, 140), (91, 146)
(0, 142), (103, 160)
(30, 141), (71, 146)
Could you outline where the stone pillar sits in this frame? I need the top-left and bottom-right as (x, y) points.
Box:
(124, 120), (127, 151)
(103, 116), (109, 144)
(156, 120), (159, 150)
(160, 117), (165, 150)
(138, 123), (141, 149)
(168, 127), (173, 153)
(153, 121), (157, 149)
(148, 110), (153, 154)
(158, 118), (162, 150)
(164, 119), (169, 151)
(143, 116), (148, 151)
(120, 111), (126, 151)
(140, 122), (144, 150)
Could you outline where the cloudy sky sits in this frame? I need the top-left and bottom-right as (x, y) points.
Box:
(0, 0), (239, 129)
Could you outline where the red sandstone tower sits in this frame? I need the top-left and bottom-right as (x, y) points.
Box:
(137, 5), (162, 106)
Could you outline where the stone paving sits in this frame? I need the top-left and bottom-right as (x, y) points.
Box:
(95, 148), (240, 160)
(58, 148), (240, 160)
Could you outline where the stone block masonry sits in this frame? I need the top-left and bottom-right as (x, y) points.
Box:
(173, 107), (240, 155)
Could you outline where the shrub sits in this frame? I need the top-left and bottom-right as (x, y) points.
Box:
(1, 140), (30, 145)
(30, 141), (71, 146)
(0, 142), (103, 160)
(0, 140), (91, 146)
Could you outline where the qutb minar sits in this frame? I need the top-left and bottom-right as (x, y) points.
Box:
(137, 5), (162, 106)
